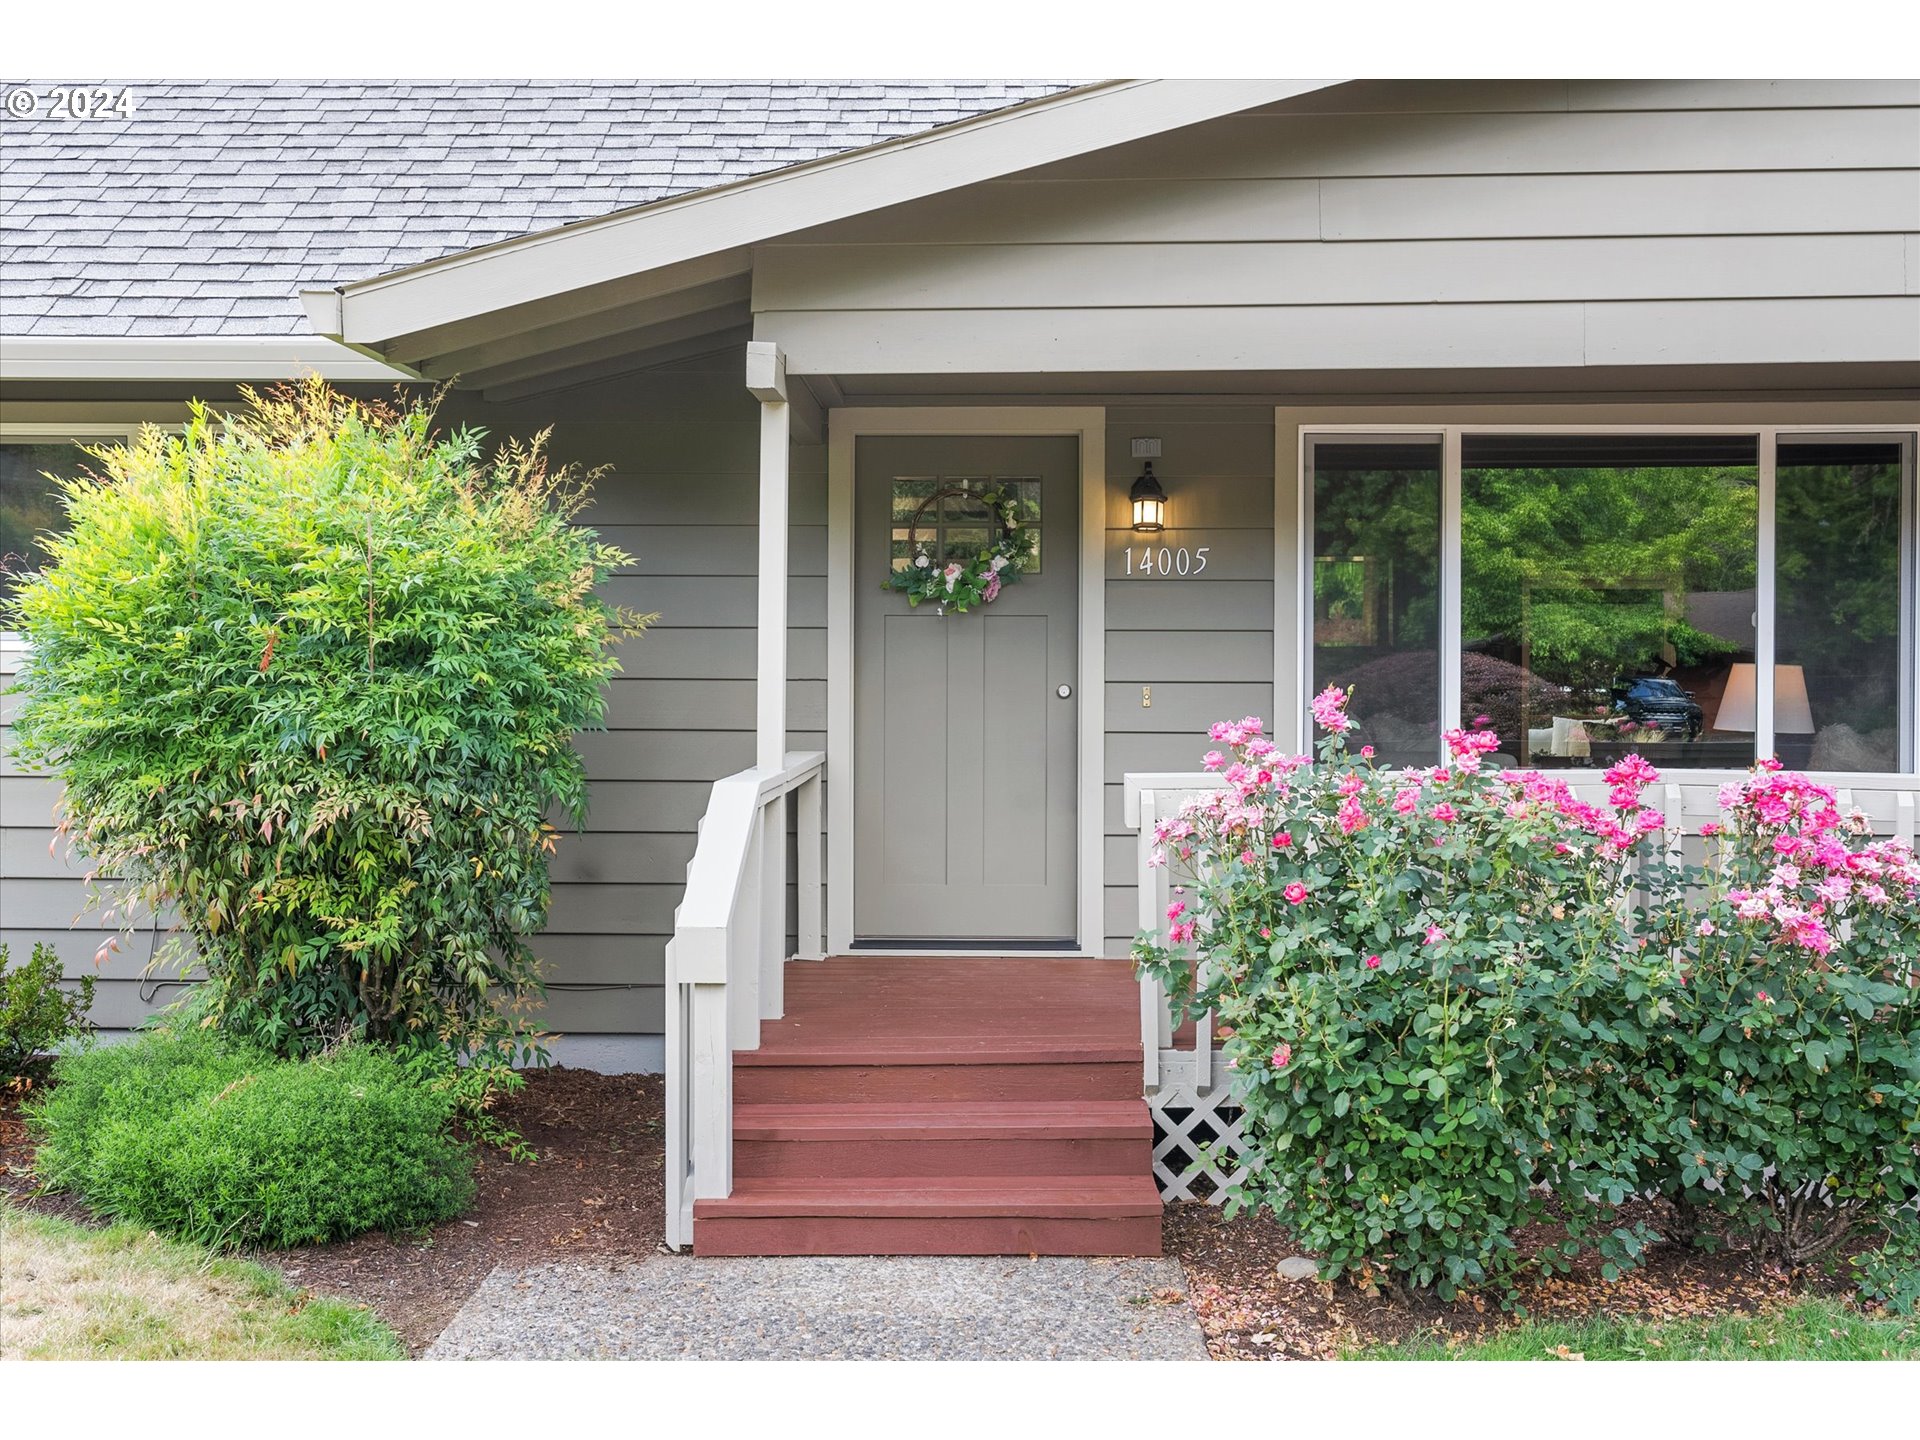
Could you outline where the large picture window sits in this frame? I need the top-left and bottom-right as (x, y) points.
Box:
(1303, 427), (1918, 775)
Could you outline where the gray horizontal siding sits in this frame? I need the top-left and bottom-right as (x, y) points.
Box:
(0, 352), (819, 1043)
(758, 80), (1919, 378)
(1099, 408), (1273, 958)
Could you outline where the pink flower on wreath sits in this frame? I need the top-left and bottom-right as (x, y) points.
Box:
(1272, 1043), (1293, 1069)
(1272, 831), (1293, 850)
(982, 572), (1002, 603)
(1423, 924), (1446, 946)
(1284, 882), (1309, 905)
(1365, 954), (1382, 970)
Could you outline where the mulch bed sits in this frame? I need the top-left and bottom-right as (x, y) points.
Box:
(1165, 1197), (1848, 1359)
(3, 1067), (666, 1357)
(5, 1073), (1862, 1361)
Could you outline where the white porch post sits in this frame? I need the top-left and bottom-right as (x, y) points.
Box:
(747, 341), (790, 772)
(748, 341), (791, 1017)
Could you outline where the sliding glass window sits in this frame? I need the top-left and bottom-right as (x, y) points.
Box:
(1308, 436), (1442, 767)
(1775, 438), (1912, 773)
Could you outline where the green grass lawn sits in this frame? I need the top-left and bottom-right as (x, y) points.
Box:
(1, 1201), (403, 1360)
(1352, 1298), (1919, 1361)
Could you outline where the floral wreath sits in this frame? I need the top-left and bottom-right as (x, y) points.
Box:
(885, 483), (1037, 614)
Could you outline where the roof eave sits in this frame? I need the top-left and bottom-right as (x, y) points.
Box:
(0, 335), (418, 383)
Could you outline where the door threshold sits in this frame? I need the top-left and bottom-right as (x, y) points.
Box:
(848, 938), (1081, 953)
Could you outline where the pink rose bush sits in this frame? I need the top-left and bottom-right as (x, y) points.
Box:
(1630, 764), (1920, 1269)
(1133, 684), (1920, 1302)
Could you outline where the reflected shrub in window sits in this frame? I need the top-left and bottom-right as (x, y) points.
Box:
(1776, 442), (1907, 773)
(1311, 440), (1441, 766)
(1461, 436), (1758, 771)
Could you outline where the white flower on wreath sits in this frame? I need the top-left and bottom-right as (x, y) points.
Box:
(989, 554), (1009, 572)
(914, 552), (930, 568)
(944, 562), (962, 591)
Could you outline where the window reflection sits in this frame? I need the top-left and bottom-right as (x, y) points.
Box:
(1776, 440), (1907, 773)
(1310, 439), (1442, 767)
(1460, 434), (1759, 771)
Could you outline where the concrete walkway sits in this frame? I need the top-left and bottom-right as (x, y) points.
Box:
(426, 1254), (1210, 1361)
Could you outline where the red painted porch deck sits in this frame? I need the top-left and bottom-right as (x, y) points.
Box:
(691, 956), (1163, 1256)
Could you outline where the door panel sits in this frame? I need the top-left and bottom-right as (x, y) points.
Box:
(854, 435), (1079, 942)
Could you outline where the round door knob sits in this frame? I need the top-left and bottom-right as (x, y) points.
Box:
(1057, 683), (1073, 699)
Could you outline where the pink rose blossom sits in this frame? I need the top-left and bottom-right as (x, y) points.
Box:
(1423, 924), (1446, 946)
(1271, 831), (1293, 850)
(1272, 1043), (1292, 1069)
(1365, 954), (1382, 970)
(1284, 882), (1309, 905)
(1431, 803), (1457, 824)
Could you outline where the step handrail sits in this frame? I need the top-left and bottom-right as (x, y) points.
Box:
(664, 749), (826, 1250)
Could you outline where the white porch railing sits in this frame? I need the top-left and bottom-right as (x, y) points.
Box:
(663, 749), (825, 1250)
(1124, 767), (1920, 1202)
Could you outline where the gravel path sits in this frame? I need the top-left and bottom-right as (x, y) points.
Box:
(426, 1254), (1210, 1361)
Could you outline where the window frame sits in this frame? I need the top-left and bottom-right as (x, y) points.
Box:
(1294, 422), (1920, 776)
(0, 422), (146, 671)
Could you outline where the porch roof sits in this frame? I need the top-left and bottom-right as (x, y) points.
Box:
(297, 80), (1344, 398)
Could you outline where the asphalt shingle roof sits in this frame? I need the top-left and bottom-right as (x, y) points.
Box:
(0, 80), (1074, 337)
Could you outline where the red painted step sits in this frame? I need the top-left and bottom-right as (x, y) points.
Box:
(733, 1058), (1141, 1105)
(693, 1175), (1165, 1257)
(694, 956), (1161, 1257)
(733, 1100), (1151, 1179)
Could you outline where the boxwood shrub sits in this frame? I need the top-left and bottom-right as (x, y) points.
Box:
(29, 1026), (475, 1249)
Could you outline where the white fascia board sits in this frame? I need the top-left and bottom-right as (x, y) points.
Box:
(0, 336), (418, 382)
(332, 79), (1344, 348)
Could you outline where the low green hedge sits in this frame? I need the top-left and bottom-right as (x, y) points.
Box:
(29, 1027), (475, 1249)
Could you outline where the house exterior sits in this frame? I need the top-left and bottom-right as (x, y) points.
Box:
(2, 78), (1917, 1255)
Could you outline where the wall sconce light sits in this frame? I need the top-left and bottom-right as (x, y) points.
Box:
(1130, 461), (1168, 532)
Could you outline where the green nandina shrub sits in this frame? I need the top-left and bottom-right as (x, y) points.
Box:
(1, 941), (95, 1082)
(1134, 688), (1675, 1300)
(28, 1025), (474, 1248)
(1630, 765), (1920, 1267)
(6, 379), (645, 1059)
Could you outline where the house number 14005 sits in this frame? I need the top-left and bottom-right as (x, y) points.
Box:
(1125, 544), (1209, 577)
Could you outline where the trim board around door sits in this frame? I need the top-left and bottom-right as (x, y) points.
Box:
(826, 407), (1107, 958)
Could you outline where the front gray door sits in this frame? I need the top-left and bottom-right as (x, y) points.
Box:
(853, 435), (1079, 944)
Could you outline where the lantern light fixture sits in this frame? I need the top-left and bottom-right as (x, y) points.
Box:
(1130, 461), (1168, 532)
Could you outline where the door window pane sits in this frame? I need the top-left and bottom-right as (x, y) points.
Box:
(1460, 434), (1758, 771)
(1776, 439), (1910, 773)
(1310, 438), (1442, 766)
(890, 474), (1042, 574)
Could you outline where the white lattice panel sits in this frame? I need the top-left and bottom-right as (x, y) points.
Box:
(1147, 1048), (1250, 1202)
